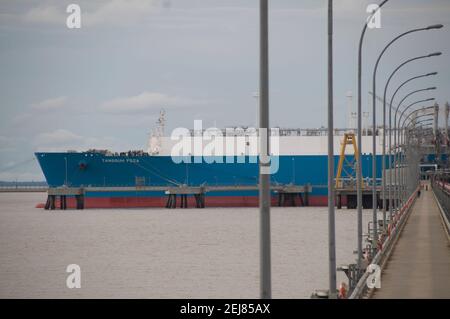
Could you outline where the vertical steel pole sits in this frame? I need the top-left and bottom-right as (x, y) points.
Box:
(259, 0), (271, 299)
(402, 129), (406, 201)
(372, 95), (378, 247)
(357, 0), (389, 274)
(445, 102), (449, 162)
(356, 28), (366, 274)
(388, 74), (432, 222)
(327, 0), (337, 298)
(398, 127), (401, 207)
(401, 128), (405, 203)
(382, 111), (387, 229)
(396, 121), (400, 210)
(434, 102), (439, 144)
(405, 128), (409, 201)
(388, 103), (393, 223)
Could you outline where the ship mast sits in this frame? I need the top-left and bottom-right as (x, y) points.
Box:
(346, 91), (355, 132)
(148, 109), (166, 155)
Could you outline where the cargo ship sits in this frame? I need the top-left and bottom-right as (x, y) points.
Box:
(35, 111), (385, 208)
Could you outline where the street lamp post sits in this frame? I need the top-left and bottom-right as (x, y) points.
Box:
(394, 87), (437, 208)
(408, 117), (434, 128)
(387, 72), (437, 220)
(384, 52), (441, 209)
(371, 24), (442, 239)
(327, 0), (337, 298)
(259, 0), (271, 299)
(403, 115), (434, 200)
(402, 110), (435, 202)
(357, 0), (389, 271)
(400, 114), (434, 202)
(404, 112), (434, 127)
(397, 102), (436, 206)
(400, 126), (419, 203)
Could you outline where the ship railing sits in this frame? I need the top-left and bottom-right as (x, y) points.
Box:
(186, 127), (383, 137)
(335, 177), (382, 189)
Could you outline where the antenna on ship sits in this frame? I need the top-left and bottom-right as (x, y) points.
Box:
(346, 91), (354, 132)
(252, 91), (259, 128)
(158, 109), (166, 136)
(148, 109), (166, 155)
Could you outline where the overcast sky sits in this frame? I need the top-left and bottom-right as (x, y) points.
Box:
(0, 0), (449, 181)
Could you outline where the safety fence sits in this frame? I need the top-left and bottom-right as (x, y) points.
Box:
(431, 180), (450, 238)
(349, 186), (419, 299)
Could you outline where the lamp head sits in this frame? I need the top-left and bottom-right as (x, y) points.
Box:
(427, 72), (438, 76)
(426, 24), (444, 30)
(428, 52), (442, 57)
(427, 87), (437, 91)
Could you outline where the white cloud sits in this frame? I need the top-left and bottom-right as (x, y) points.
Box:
(30, 96), (67, 111)
(33, 129), (121, 152)
(100, 91), (206, 113)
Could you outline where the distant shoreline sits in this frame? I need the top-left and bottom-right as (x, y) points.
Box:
(0, 181), (47, 187)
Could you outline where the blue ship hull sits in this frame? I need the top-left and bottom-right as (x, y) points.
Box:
(35, 152), (384, 207)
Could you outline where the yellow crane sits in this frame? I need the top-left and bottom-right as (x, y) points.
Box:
(335, 133), (359, 189)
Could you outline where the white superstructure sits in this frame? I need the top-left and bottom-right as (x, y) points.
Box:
(150, 128), (385, 156)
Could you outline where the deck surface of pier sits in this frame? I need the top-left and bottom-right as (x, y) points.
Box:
(372, 187), (450, 298)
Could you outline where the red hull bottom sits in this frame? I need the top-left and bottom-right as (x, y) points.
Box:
(36, 195), (332, 209)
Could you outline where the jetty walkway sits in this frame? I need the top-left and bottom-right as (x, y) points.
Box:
(372, 183), (450, 298)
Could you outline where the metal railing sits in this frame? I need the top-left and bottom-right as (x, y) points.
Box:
(349, 188), (419, 299)
(431, 180), (450, 235)
(187, 127), (383, 137)
(0, 186), (48, 192)
(336, 177), (382, 189)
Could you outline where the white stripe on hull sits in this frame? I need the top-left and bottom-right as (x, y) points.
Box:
(155, 135), (385, 156)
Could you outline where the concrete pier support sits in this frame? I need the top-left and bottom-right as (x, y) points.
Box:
(277, 192), (310, 207)
(59, 195), (67, 210)
(44, 195), (56, 210)
(41, 185), (312, 210)
(44, 187), (84, 210)
(75, 195), (84, 210)
(180, 194), (188, 208)
(194, 194), (205, 208)
(165, 194), (177, 209)
(44, 195), (68, 210)
(304, 191), (309, 206)
(165, 193), (206, 209)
